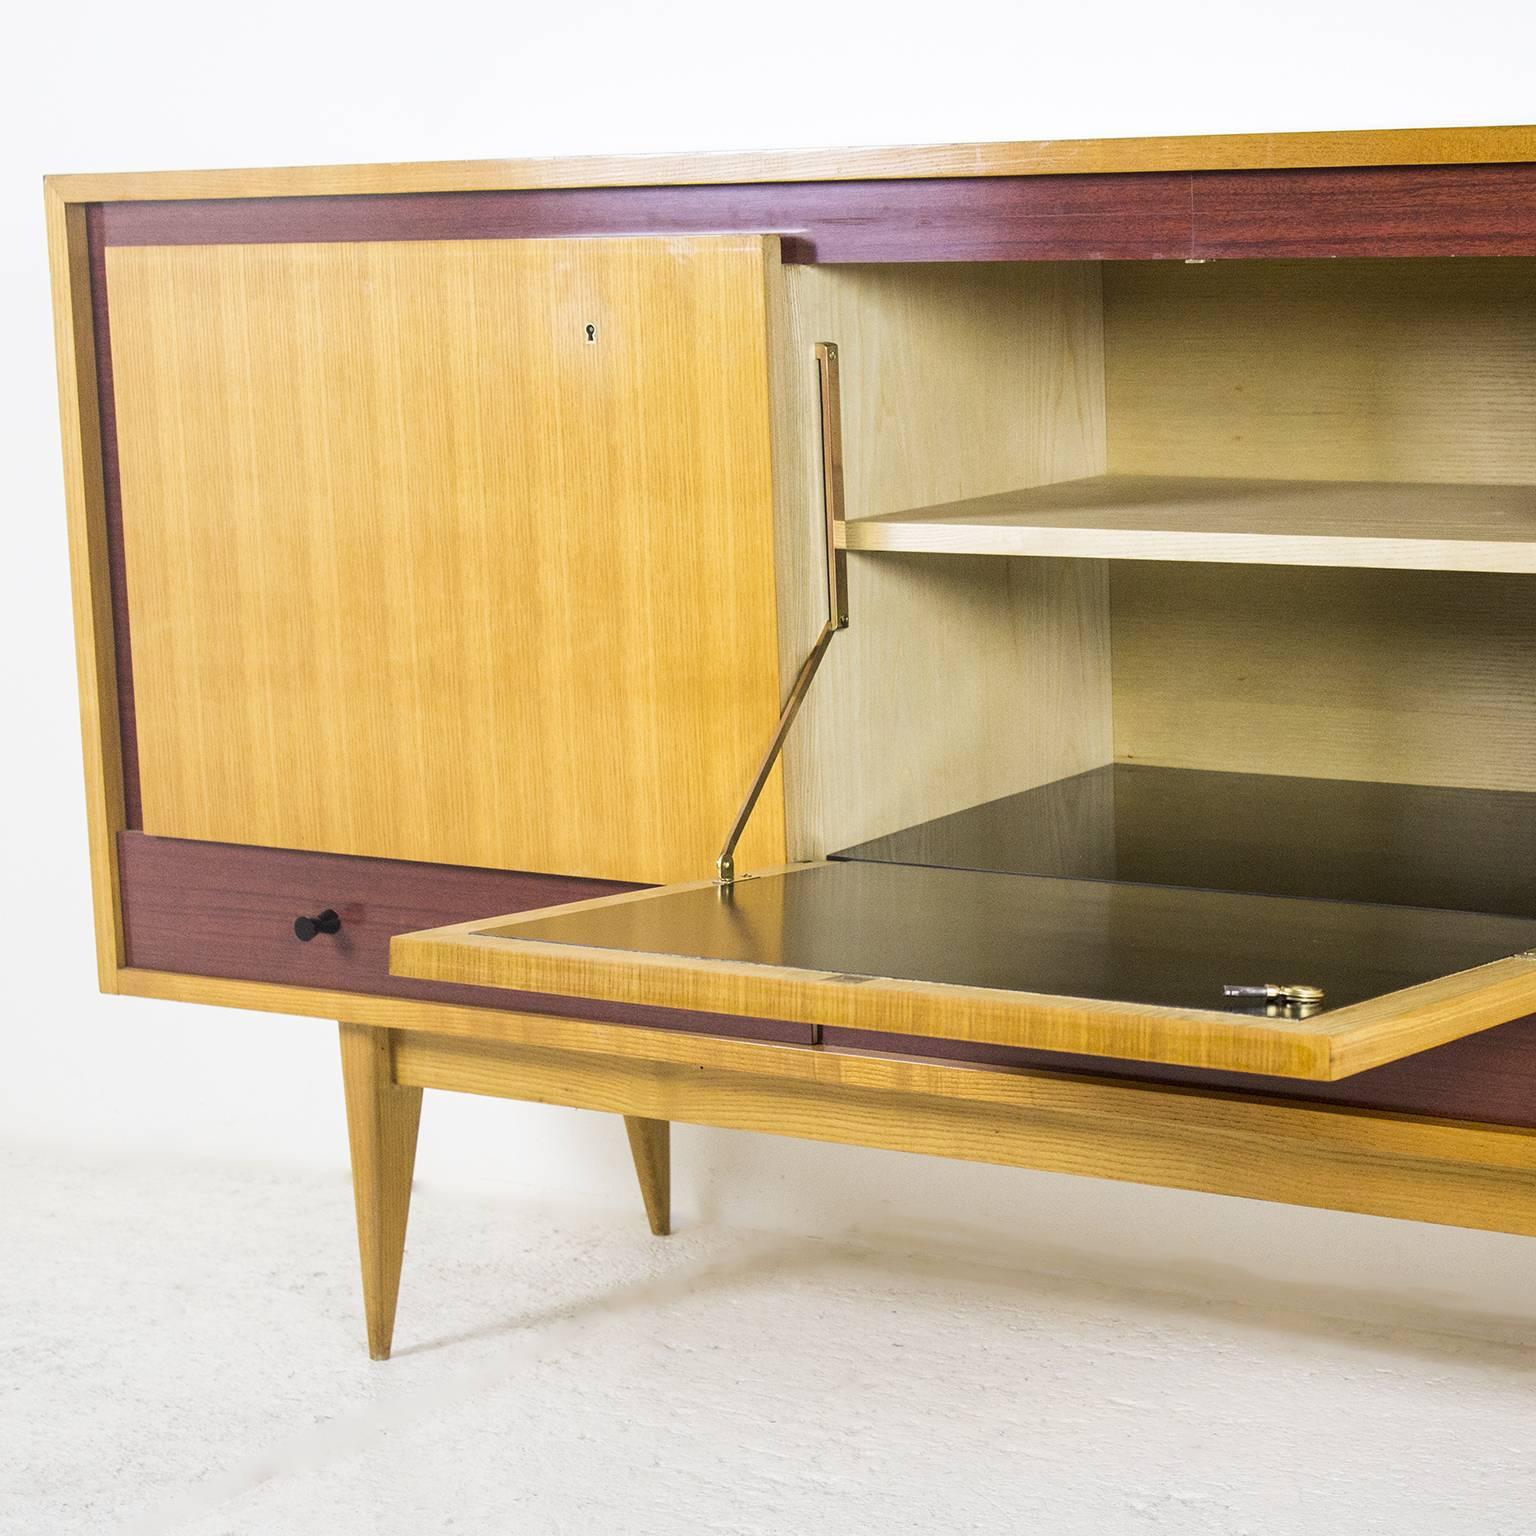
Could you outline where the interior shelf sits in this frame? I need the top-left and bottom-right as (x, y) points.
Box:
(839, 474), (1536, 572)
(832, 766), (1536, 918)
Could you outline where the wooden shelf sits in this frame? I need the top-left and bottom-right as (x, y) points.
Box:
(833, 765), (1536, 917)
(839, 474), (1536, 572)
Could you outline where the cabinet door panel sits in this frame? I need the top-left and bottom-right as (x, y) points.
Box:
(390, 862), (1536, 1081)
(105, 236), (785, 884)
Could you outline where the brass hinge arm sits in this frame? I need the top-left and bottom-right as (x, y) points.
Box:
(716, 342), (849, 885)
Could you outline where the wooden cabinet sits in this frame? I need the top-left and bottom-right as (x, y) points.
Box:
(46, 126), (1536, 1358)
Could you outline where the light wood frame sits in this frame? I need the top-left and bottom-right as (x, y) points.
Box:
(342, 1009), (1536, 1354)
(47, 184), (126, 991)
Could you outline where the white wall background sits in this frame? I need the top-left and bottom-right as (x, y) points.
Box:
(6, 0), (1536, 1332)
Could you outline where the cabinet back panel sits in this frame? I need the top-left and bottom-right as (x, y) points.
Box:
(1104, 258), (1536, 483)
(106, 236), (785, 885)
(1112, 564), (1536, 789)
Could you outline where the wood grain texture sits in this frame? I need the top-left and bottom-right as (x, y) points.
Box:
(118, 831), (626, 982)
(93, 177), (1194, 265)
(623, 1117), (671, 1236)
(845, 474), (1536, 572)
(1192, 164), (1536, 258)
(105, 236), (785, 885)
(81, 164), (1536, 267)
(770, 263), (1112, 858)
(115, 963), (817, 1056)
(117, 832), (811, 1045)
(389, 1028), (1536, 1238)
(45, 184), (126, 989)
(820, 1018), (1536, 1131)
(339, 1023), (423, 1360)
(1323, 957), (1536, 1078)
(1104, 259), (1536, 484)
(43, 124), (1536, 201)
(1111, 565), (1536, 790)
(389, 874), (1536, 1080)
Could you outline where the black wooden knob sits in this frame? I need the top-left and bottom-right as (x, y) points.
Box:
(294, 909), (342, 942)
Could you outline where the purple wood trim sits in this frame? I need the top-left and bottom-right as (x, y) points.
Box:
(821, 1021), (1536, 1131)
(95, 164), (1536, 265)
(94, 175), (1197, 263)
(85, 206), (142, 828)
(118, 832), (814, 1045)
(1192, 163), (1536, 257)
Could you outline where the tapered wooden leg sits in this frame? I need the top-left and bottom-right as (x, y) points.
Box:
(623, 1116), (671, 1236)
(339, 1024), (423, 1360)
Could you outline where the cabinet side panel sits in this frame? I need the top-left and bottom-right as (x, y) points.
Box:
(775, 263), (1113, 856)
(47, 189), (126, 986)
(104, 236), (784, 885)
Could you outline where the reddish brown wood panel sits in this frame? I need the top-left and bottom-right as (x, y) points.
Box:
(821, 1022), (1536, 1130)
(94, 175), (1197, 262)
(91, 163), (1536, 265)
(118, 833), (813, 1045)
(84, 206), (140, 827)
(1192, 163), (1536, 257)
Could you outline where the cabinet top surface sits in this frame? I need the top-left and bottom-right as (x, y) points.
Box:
(45, 124), (1536, 204)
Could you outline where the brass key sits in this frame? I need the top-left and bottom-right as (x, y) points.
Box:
(1222, 982), (1325, 1007)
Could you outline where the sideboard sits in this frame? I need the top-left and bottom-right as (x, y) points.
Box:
(47, 124), (1536, 1358)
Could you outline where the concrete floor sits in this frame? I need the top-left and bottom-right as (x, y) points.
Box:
(4, 1142), (1535, 1535)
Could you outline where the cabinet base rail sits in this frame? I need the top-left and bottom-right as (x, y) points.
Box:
(337, 1019), (1536, 1359)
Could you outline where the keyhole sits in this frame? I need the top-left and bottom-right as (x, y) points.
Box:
(584, 323), (597, 344)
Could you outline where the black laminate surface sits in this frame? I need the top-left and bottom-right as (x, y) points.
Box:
(491, 863), (1536, 1017)
(832, 766), (1536, 918)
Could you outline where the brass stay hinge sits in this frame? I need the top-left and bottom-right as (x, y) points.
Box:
(716, 341), (849, 886)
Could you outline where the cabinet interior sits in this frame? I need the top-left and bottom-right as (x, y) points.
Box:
(778, 257), (1536, 927)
